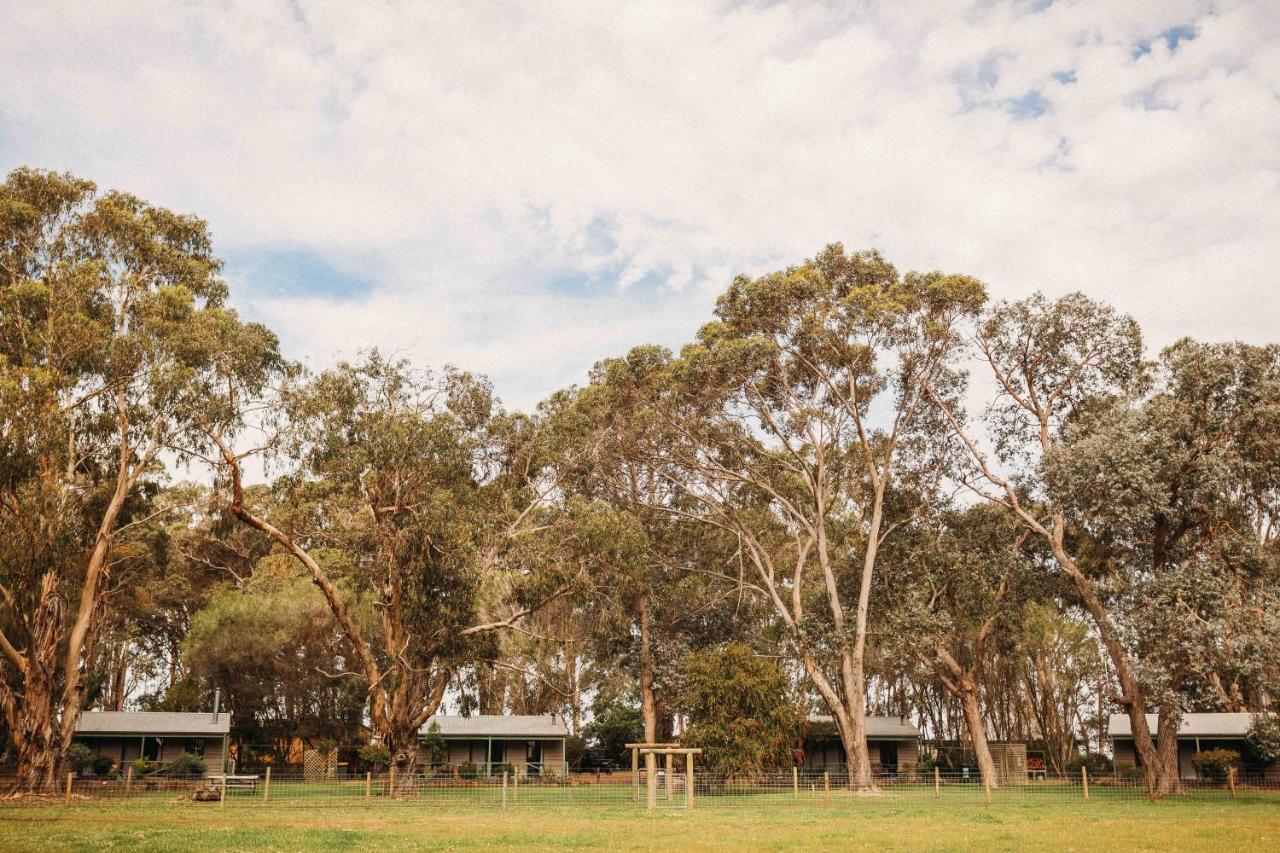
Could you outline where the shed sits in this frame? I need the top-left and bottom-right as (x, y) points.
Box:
(74, 711), (231, 774)
(803, 715), (920, 776)
(1108, 713), (1271, 780)
(421, 714), (569, 777)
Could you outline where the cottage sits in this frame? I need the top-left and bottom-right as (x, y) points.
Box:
(421, 714), (569, 777)
(74, 710), (231, 774)
(1109, 713), (1271, 780)
(803, 715), (920, 776)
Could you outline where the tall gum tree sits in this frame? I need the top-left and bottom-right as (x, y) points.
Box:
(654, 245), (984, 790)
(0, 168), (280, 792)
(921, 292), (1177, 794)
(208, 353), (579, 780)
(1045, 338), (1280, 792)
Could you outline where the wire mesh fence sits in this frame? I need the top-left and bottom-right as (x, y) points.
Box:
(9, 768), (1279, 810)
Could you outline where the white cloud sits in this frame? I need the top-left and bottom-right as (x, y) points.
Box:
(2, 0), (1278, 409)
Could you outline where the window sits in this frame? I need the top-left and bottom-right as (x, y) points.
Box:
(184, 739), (206, 758)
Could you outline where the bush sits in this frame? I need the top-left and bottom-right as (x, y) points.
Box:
(1245, 714), (1280, 769)
(458, 761), (479, 779)
(66, 744), (94, 774)
(1067, 752), (1113, 776)
(359, 744), (392, 770)
(1191, 748), (1239, 781)
(131, 758), (156, 777)
(90, 754), (116, 776)
(162, 752), (207, 778)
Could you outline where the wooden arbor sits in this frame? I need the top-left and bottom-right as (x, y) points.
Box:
(625, 742), (701, 810)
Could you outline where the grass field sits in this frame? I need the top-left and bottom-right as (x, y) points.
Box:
(2, 792), (1279, 851)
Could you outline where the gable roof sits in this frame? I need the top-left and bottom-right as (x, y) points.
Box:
(75, 711), (231, 736)
(1108, 713), (1258, 739)
(808, 715), (921, 739)
(421, 714), (569, 738)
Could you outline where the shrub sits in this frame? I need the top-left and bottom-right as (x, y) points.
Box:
(458, 761), (479, 779)
(421, 722), (447, 766)
(1245, 715), (1280, 769)
(66, 744), (94, 774)
(1191, 748), (1239, 781)
(131, 758), (156, 777)
(90, 754), (116, 776)
(162, 752), (208, 778)
(1067, 752), (1113, 776)
(359, 744), (392, 770)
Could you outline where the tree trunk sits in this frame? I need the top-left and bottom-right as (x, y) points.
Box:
(841, 654), (876, 790)
(1155, 701), (1183, 796)
(11, 680), (62, 794)
(382, 722), (420, 795)
(637, 594), (657, 742)
(1049, 537), (1166, 795)
(960, 688), (1000, 789)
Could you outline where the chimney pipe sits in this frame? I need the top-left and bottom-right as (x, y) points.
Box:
(212, 688), (221, 722)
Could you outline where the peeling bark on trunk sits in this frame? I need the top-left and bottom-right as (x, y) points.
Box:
(961, 688), (1000, 789)
(1155, 701), (1183, 796)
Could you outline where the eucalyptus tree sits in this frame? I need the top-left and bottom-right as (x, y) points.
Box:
(208, 353), (582, 777)
(920, 293), (1176, 792)
(654, 245), (984, 789)
(884, 504), (1031, 787)
(0, 168), (280, 792)
(1044, 338), (1280, 790)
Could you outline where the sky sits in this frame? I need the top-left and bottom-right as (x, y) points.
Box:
(2, 0), (1278, 412)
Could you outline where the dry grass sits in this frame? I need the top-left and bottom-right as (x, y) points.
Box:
(1, 792), (1278, 851)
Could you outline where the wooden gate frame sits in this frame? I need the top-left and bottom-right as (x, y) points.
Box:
(625, 742), (701, 810)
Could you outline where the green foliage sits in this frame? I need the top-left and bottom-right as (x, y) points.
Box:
(90, 754), (116, 776)
(1245, 715), (1280, 768)
(421, 722), (447, 766)
(457, 761), (479, 779)
(65, 744), (94, 774)
(1191, 749), (1239, 781)
(358, 744), (392, 769)
(679, 643), (803, 777)
(582, 697), (644, 766)
(131, 758), (156, 777)
(162, 752), (207, 778)
(1066, 753), (1112, 777)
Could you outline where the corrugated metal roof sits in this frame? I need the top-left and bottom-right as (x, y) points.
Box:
(1108, 713), (1258, 739)
(808, 715), (921, 739)
(75, 711), (231, 736)
(421, 714), (569, 738)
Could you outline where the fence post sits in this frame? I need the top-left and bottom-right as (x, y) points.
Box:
(1081, 766), (1089, 800)
(263, 766), (271, 801)
(934, 766), (940, 799)
(687, 752), (695, 810)
(632, 746), (639, 802)
(1228, 767), (1236, 800)
(665, 752), (674, 801)
(389, 765), (396, 801)
(792, 766), (798, 798)
(124, 766), (133, 798)
(646, 751), (657, 810)
(823, 771), (830, 804)
(220, 771), (228, 808)
(365, 771), (372, 806)
(514, 769), (519, 802)
(65, 772), (73, 806)
(502, 771), (508, 810)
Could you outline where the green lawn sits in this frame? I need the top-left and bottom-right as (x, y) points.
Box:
(2, 792), (1279, 851)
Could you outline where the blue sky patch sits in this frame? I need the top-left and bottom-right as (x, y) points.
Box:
(1134, 24), (1197, 58)
(224, 247), (374, 300)
(1006, 89), (1050, 119)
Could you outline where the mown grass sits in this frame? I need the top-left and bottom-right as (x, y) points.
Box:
(1, 790), (1278, 851)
